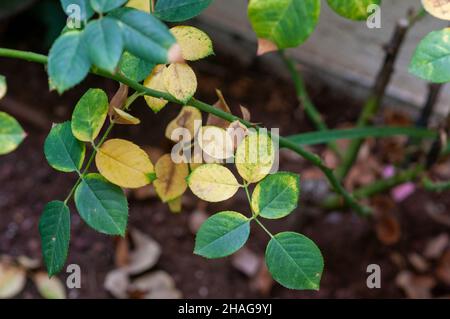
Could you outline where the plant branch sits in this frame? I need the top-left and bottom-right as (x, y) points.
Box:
(0, 47), (372, 217)
(323, 165), (425, 209)
(280, 51), (342, 158)
(423, 177), (450, 192)
(336, 11), (422, 181)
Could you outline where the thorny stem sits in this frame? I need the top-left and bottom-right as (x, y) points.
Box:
(336, 9), (426, 182)
(280, 51), (342, 158)
(0, 47), (372, 216)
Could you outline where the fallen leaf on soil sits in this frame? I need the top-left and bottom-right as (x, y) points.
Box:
(17, 255), (40, 270)
(125, 229), (161, 275)
(424, 233), (449, 259)
(231, 247), (261, 277)
(104, 269), (129, 299)
(0, 259), (26, 298)
(128, 271), (182, 299)
(373, 197), (401, 245)
(436, 249), (450, 286)
(33, 272), (66, 299)
(395, 271), (436, 299)
(407, 253), (429, 272)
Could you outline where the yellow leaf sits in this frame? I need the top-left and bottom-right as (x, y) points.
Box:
(153, 154), (189, 202)
(112, 107), (141, 125)
(33, 272), (66, 299)
(162, 63), (197, 103)
(96, 139), (155, 188)
(235, 132), (275, 183)
(0, 261), (26, 298)
(165, 106), (202, 142)
(168, 196), (182, 213)
(198, 125), (234, 160)
(170, 26), (214, 61)
(206, 89), (232, 129)
(143, 65), (169, 113)
(422, 0), (450, 21)
(126, 0), (150, 12)
(187, 164), (240, 202)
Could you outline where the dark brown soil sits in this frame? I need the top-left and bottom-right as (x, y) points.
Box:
(1, 7), (449, 299)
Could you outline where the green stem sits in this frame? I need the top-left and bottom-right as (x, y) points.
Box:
(280, 51), (342, 158)
(0, 47), (371, 217)
(423, 177), (450, 192)
(254, 218), (274, 239)
(323, 165), (425, 209)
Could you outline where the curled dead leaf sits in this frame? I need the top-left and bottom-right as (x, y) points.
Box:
(109, 83), (129, 117)
(125, 228), (161, 275)
(206, 89), (232, 129)
(0, 260), (26, 298)
(395, 271), (436, 299)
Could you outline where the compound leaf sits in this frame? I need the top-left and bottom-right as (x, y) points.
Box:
(194, 211), (250, 258)
(75, 173), (128, 235)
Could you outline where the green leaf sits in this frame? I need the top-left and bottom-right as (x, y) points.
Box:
(108, 7), (176, 64)
(90, 0), (127, 13)
(83, 18), (124, 72)
(119, 51), (154, 82)
(248, 0), (320, 49)
(0, 74), (6, 100)
(409, 28), (450, 83)
(39, 201), (71, 277)
(266, 232), (324, 290)
(194, 211), (250, 259)
(0, 112), (26, 155)
(251, 172), (300, 219)
(74, 173), (128, 236)
(287, 126), (437, 146)
(71, 88), (109, 142)
(60, 0), (94, 21)
(326, 0), (380, 20)
(44, 121), (85, 172)
(154, 0), (214, 22)
(48, 31), (91, 94)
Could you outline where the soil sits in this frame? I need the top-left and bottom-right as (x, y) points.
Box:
(0, 7), (449, 299)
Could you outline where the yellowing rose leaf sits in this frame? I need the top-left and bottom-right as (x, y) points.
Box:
(144, 64), (169, 113)
(422, 0), (450, 20)
(165, 106), (202, 142)
(235, 132), (275, 183)
(170, 26), (214, 61)
(168, 196), (182, 213)
(187, 164), (240, 202)
(153, 154), (189, 202)
(112, 107), (141, 125)
(96, 139), (155, 188)
(198, 125), (234, 160)
(162, 63), (197, 103)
